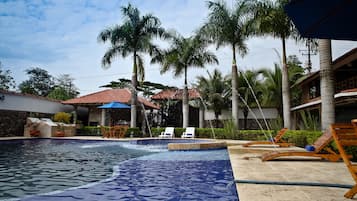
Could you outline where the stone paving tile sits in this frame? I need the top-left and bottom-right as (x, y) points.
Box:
(227, 143), (357, 201)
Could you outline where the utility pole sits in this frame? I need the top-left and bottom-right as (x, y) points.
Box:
(299, 38), (317, 74)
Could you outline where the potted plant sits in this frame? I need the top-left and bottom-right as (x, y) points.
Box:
(29, 123), (40, 137)
(53, 112), (71, 137)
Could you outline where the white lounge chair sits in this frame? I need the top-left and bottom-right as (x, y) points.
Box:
(159, 127), (175, 138)
(181, 127), (195, 138)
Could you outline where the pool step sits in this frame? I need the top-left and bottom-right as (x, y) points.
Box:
(168, 141), (227, 151)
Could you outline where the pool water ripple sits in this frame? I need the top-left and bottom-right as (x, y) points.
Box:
(0, 139), (238, 201)
(20, 151), (238, 201)
(0, 139), (150, 200)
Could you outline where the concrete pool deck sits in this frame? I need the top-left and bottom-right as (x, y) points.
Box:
(1, 137), (356, 200)
(225, 140), (357, 201)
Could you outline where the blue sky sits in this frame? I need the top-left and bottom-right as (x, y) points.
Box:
(1, 0), (356, 95)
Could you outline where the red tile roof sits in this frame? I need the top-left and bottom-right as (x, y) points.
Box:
(62, 88), (159, 109)
(151, 88), (201, 100)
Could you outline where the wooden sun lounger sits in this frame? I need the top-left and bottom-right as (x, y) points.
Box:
(261, 129), (340, 162)
(100, 126), (110, 138)
(243, 128), (293, 147)
(331, 122), (357, 199)
(101, 125), (128, 138)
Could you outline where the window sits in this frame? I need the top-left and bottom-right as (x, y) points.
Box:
(308, 82), (320, 99)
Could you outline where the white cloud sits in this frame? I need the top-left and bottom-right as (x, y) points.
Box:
(1, 0), (356, 96)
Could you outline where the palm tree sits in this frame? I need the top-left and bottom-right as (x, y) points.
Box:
(287, 55), (305, 107)
(200, 0), (255, 128)
(259, 56), (305, 120)
(152, 33), (218, 128)
(253, 0), (298, 129)
(259, 64), (283, 117)
(97, 3), (167, 128)
(237, 70), (262, 129)
(319, 39), (334, 130)
(196, 69), (230, 127)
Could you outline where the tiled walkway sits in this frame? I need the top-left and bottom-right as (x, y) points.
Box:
(226, 142), (356, 201)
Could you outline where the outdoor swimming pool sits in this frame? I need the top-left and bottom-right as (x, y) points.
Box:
(0, 139), (238, 201)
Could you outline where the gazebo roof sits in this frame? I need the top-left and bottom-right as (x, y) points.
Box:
(62, 88), (159, 109)
(151, 88), (201, 100)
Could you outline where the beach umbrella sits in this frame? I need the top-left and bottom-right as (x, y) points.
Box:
(98, 101), (131, 109)
(98, 102), (131, 125)
(284, 0), (357, 41)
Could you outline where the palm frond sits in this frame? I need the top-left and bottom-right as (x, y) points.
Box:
(101, 45), (128, 68)
(97, 28), (112, 43)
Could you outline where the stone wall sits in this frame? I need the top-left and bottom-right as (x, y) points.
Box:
(0, 110), (28, 137)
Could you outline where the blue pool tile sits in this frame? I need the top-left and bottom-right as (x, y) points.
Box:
(22, 159), (238, 201)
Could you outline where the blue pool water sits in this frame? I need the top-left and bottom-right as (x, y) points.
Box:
(0, 139), (238, 201)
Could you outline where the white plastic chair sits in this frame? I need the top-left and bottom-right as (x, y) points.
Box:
(159, 127), (175, 138)
(181, 127), (195, 138)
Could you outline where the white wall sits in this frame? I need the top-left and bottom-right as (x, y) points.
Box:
(0, 92), (80, 114)
(204, 108), (278, 120)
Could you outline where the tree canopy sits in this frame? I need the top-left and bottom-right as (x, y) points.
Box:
(19, 67), (54, 96)
(196, 68), (230, 125)
(0, 62), (16, 91)
(47, 74), (79, 100)
(100, 78), (177, 97)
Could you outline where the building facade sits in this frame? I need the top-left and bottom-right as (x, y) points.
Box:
(291, 48), (357, 129)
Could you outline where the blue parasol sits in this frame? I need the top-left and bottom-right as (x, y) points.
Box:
(98, 101), (131, 109)
(284, 0), (357, 41)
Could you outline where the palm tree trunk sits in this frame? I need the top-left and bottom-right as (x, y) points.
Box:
(182, 66), (189, 128)
(199, 101), (205, 128)
(319, 39), (334, 130)
(243, 107), (248, 129)
(131, 53), (138, 128)
(232, 46), (239, 129)
(281, 38), (291, 129)
(215, 112), (219, 128)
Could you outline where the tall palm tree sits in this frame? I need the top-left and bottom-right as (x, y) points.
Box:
(98, 3), (167, 128)
(200, 0), (255, 128)
(319, 39), (334, 130)
(152, 33), (218, 128)
(237, 70), (262, 129)
(287, 55), (305, 107)
(259, 56), (305, 120)
(196, 69), (230, 127)
(253, 0), (298, 129)
(259, 64), (283, 117)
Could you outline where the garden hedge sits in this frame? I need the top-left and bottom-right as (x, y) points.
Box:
(76, 126), (357, 160)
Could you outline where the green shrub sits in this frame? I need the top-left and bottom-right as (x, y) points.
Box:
(53, 112), (71, 123)
(196, 128), (221, 138)
(283, 130), (322, 147)
(77, 126), (143, 137)
(151, 127), (164, 137)
(222, 120), (238, 139)
(237, 130), (274, 141)
(76, 126), (101, 136)
(124, 127), (142, 138)
(298, 110), (319, 131)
